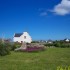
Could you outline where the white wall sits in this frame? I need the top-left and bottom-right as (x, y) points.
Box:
(20, 32), (32, 43)
(65, 39), (69, 42)
(13, 32), (32, 43)
(13, 37), (21, 43)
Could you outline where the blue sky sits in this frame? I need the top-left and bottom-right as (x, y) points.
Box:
(0, 0), (70, 40)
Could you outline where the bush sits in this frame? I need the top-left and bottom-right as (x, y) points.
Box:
(53, 41), (70, 48)
(31, 41), (39, 43)
(44, 43), (54, 47)
(11, 42), (21, 51)
(44, 41), (70, 48)
(0, 43), (10, 56)
(25, 46), (45, 52)
(15, 46), (45, 52)
(53, 42), (61, 47)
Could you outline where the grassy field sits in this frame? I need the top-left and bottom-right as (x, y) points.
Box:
(0, 48), (70, 70)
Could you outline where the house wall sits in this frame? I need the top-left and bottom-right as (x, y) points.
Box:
(13, 32), (32, 43)
(65, 39), (69, 42)
(20, 32), (32, 43)
(13, 37), (21, 43)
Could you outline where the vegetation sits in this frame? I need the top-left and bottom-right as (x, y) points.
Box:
(0, 48), (70, 70)
(0, 39), (70, 56)
(0, 39), (70, 69)
(0, 42), (11, 56)
(44, 40), (70, 48)
(0, 42), (21, 56)
(11, 42), (21, 51)
(31, 41), (39, 43)
(26, 47), (45, 52)
(15, 46), (45, 52)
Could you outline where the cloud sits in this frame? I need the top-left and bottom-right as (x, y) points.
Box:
(52, 0), (70, 15)
(40, 12), (47, 16)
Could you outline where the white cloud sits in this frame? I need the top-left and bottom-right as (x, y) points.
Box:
(40, 12), (47, 16)
(52, 0), (70, 15)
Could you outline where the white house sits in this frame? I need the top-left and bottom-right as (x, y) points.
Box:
(65, 38), (70, 42)
(13, 32), (32, 43)
(47, 39), (53, 44)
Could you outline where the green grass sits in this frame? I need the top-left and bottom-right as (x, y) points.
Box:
(0, 48), (70, 70)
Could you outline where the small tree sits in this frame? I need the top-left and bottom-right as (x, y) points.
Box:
(0, 43), (10, 56)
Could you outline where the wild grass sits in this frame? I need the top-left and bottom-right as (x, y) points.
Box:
(0, 48), (70, 70)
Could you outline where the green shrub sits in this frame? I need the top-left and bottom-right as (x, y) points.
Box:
(0, 43), (10, 56)
(44, 43), (54, 47)
(45, 41), (70, 48)
(53, 42), (61, 47)
(31, 41), (39, 43)
(11, 42), (21, 51)
(53, 41), (70, 48)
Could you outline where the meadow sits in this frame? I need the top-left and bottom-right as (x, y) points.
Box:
(0, 48), (70, 70)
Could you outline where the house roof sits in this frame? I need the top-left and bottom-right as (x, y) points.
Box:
(47, 39), (53, 42)
(14, 33), (23, 37)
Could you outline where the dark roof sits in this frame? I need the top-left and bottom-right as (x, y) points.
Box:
(14, 33), (23, 37)
(47, 39), (53, 42)
(64, 38), (69, 40)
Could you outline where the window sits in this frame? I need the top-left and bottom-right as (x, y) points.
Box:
(21, 41), (23, 43)
(24, 36), (26, 39)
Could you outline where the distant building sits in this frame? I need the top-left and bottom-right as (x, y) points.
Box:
(13, 32), (32, 43)
(0, 38), (12, 43)
(39, 40), (47, 43)
(47, 39), (53, 44)
(64, 38), (70, 42)
(4, 39), (12, 43)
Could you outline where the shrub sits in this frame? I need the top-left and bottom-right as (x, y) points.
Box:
(53, 41), (70, 48)
(0, 43), (10, 56)
(15, 46), (45, 52)
(31, 41), (39, 43)
(53, 42), (61, 47)
(44, 43), (54, 47)
(25, 46), (45, 52)
(44, 41), (70, 48)
(11, 42), (21, 51)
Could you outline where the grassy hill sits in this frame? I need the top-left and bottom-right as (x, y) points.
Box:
(0, 48), (70, 70)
